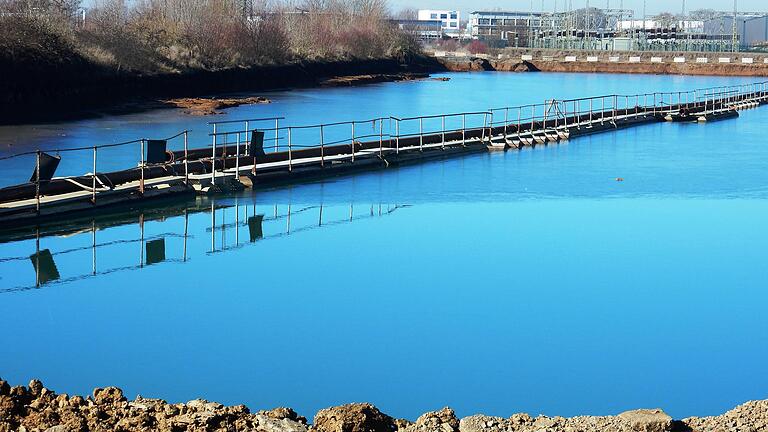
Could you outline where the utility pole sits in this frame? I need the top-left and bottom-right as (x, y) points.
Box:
(585, 0), (590, 49)
(618, 0), (623, 37)
(541, 0), (547, 48)
(732, 0), (739, 52)
(529, 0), (534, 48)
(554, 0), (559, 49)
(681, 0), (687, 51)
(642, 0), (647, 51)
(569, 0), (573, 48)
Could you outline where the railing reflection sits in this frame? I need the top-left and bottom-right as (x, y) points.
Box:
(0, 199), (405, 294)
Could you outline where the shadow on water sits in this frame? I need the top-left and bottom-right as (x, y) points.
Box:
(0, 194), (406, 294)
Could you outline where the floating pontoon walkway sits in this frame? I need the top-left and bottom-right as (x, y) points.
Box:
(1, 81), (767, 228)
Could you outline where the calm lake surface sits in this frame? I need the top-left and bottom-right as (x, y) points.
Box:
(1, 72), (767, 420)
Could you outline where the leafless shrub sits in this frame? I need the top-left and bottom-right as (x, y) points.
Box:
(1, 0), (419, 73)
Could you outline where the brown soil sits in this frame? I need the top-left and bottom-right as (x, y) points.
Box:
(161, 96), (271, 115)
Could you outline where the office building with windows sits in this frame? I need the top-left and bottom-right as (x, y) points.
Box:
(417, 9), (461, 35)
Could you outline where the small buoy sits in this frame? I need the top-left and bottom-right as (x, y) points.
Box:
(615, 177), (624, 182)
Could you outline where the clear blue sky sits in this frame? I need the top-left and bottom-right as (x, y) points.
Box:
(388, 0), (767, 18)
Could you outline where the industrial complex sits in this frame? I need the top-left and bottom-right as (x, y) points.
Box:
(398, 3), (768, 52)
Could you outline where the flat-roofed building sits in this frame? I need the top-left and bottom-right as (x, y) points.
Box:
(417, 9), (461, 36)
(469, 11), (544, 47)
(392, 19), (443, 41)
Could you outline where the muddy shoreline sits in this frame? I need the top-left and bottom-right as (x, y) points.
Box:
(5, 49), (768, 126)
(0, 379), (766, 432)
(0, 56), (447, 126)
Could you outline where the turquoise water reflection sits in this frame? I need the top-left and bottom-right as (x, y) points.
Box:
(0, 72), (767, 421)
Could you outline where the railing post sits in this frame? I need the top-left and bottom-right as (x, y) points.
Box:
(644, 94), (648, 114)
(184, 131), (189, 186)
(351, 122), (356, 162)
(396, 119), (401, 153)
(441, 115), (446, 150)
(488, 112), (493, 142)
(635, 95), (639, 116)
(576, 101), (581, 129)
(320, 124), (325, 167)
(244, 121), (249, 154)
(92, 146), (97, 204)
(419, 117), (424, 151)
(589, 98), (593, 125)
(275, 118), (279, 151)
(563, 102), (568, 130)
(288, 127), (293, 171)
(553, 101), (558, 130)
(612, 95), (617, 120)
(211, 125), (216, 188)
(140, 138), (145, 195)
(601, 96), (605, 124)
(379, 118), (384, 156)
(504, 108), (509, 140)
(235, 129), (241, 180)
(462, 114), (466, 146)
(35, 150), (41, 213)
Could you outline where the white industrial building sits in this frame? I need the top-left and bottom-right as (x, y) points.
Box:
(417, 9), (461, 35)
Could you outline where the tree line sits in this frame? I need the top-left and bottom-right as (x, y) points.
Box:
(0, 0), (420, 73)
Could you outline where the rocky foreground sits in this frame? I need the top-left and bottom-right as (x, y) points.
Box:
(1, 379), (766, 432)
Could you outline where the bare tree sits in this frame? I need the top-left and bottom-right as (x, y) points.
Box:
(394, 7), (416, 20)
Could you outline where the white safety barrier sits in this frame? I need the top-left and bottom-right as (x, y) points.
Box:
(651, 57), (663, 63)
(764, 58), (768, 64)
(542, 56), (554, 61)
(521, 55), (533, 61)
(434, 51), (446, 57)
(696, 58), (709, 63)
(674, 57), (686, 63)
(629, 56), (641, 63)
(565, 56), (577, 62)
(587, 56), (598, 62)
(609, 56), (620, 62)
(719, 57), (731, 63)
(742, 57), (754, 64)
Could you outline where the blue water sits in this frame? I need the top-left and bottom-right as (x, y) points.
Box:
(0, 72), (767, 421)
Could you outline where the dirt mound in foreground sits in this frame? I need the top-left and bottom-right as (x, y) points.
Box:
(1, 378), (766, 432)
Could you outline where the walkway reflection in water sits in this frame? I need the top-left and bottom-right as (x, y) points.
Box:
(0, 198), (405, 293)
